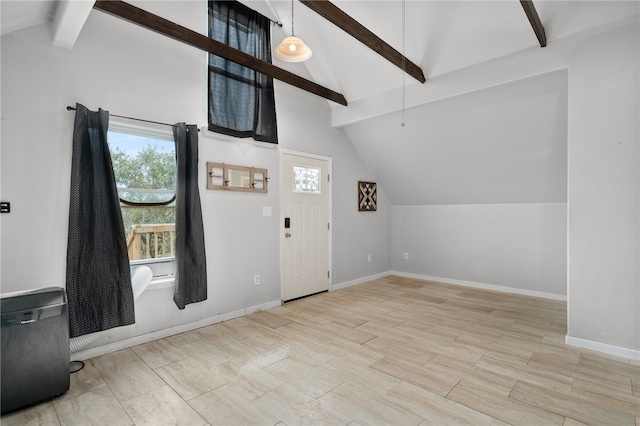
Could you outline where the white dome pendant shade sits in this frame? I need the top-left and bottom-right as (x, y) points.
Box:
(275, 36), (312, 62)
(274, 0), (312, 63)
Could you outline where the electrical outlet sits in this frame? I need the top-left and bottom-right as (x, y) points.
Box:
(254, 274), (261, 285)
(367, 254), (372, 263)
(262, 206), (272, 217)
(404, 253), (409, 260)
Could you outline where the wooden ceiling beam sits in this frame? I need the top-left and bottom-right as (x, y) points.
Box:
(299, 0), (426, 84)
(520, 0), (547, 47)
(92, 0), (347, 106)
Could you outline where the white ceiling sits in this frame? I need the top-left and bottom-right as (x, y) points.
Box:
(345, 70), (568, 205)
(2, 0), (635, 105)
(1, 1), (637, 205)
(260, 0), (633, 205)
(259, 0), (638, 103)
(0, 1), (57, 36)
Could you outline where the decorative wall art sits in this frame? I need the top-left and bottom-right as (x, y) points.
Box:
(358, 181), (377, 211)
(206, 162), (268, 193)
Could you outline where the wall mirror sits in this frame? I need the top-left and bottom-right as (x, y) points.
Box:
(206, 162), (268, 193)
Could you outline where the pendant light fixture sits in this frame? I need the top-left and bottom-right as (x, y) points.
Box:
(275, 0), (312, 62)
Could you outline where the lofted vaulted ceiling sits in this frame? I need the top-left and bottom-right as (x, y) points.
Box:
(3, 1), (635, 104)
(0, 0), (57, 36)
(2, 1), (638, 205)
(257, 1), (637, 102)
(345, 70), (569, 205)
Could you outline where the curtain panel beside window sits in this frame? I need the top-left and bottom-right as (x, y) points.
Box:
(173, 123), (208, 309)
(66, 103), (135, 338)
(208, 0), (278, 144)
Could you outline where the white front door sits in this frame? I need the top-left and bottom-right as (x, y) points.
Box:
(283, 153), (330, 301)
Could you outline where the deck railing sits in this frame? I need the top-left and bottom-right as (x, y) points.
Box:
(126, 224), (176, 260)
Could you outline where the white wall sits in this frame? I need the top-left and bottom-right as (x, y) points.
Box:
(354, 68), (569, 300)
(0, 1), (389, 353)
(275, 82), (391, 285)
(391, 203), (567, 298)
(353, 12), (640, 355)
(566, 19), (639, 353)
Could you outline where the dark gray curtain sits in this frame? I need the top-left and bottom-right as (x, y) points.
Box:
(208, 0), (278, 144)
(173, 123), (207, 309)
(66, 103), (135, 338)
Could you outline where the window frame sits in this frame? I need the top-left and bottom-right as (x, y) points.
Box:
(108, 119), (177, 277)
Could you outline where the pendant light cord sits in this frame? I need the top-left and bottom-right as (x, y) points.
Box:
(291, 0), (295, 37)
(401, 0), (406, 127)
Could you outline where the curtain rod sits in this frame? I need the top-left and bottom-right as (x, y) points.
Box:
(66, 106), (199, 131)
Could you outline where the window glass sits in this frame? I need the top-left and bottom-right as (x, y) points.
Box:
(108, 129), (176, 262)
(293, 166), (321, 194)
(208, 1), (278, 143)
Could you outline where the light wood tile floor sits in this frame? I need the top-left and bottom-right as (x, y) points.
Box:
(3, 276), (639, 425)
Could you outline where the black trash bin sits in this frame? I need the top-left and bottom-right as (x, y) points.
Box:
(1, 287), (70, 414)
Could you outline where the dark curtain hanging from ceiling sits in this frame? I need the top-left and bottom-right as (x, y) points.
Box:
(66, 103), (135, 338)
(173, 123), (208, 309)
(208, 0), (278, 144)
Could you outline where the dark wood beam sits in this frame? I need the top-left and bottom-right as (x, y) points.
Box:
(299, 0), (426, 84)
(520, 0), (547, 47)
(92, 0), (347, 106)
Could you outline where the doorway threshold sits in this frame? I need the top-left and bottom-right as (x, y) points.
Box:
(284, 290), (328, 303)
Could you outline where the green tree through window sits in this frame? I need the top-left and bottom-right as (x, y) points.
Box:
(108, 129), (176, 260)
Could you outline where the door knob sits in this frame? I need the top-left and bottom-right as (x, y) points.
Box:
(285, 233), (291, 238)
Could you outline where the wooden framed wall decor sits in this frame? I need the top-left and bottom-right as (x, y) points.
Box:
(358, 181), (377, 211)
(206, 162), (268, 193)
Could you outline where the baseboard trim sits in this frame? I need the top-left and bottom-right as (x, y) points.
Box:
(389, 271), (567, 301)
(331, 271), (392, 291)
(245, 299), (282, 314)
(565, 335), (640, 361)
(71, 299), (281, 361)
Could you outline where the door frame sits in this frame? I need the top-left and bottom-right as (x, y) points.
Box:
(279, 149), (333, 302)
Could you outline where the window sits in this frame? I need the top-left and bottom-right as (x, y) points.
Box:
(293, 166), (321, 194)
(208, 0), (278, 143)
(108, 125), (176, 273)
